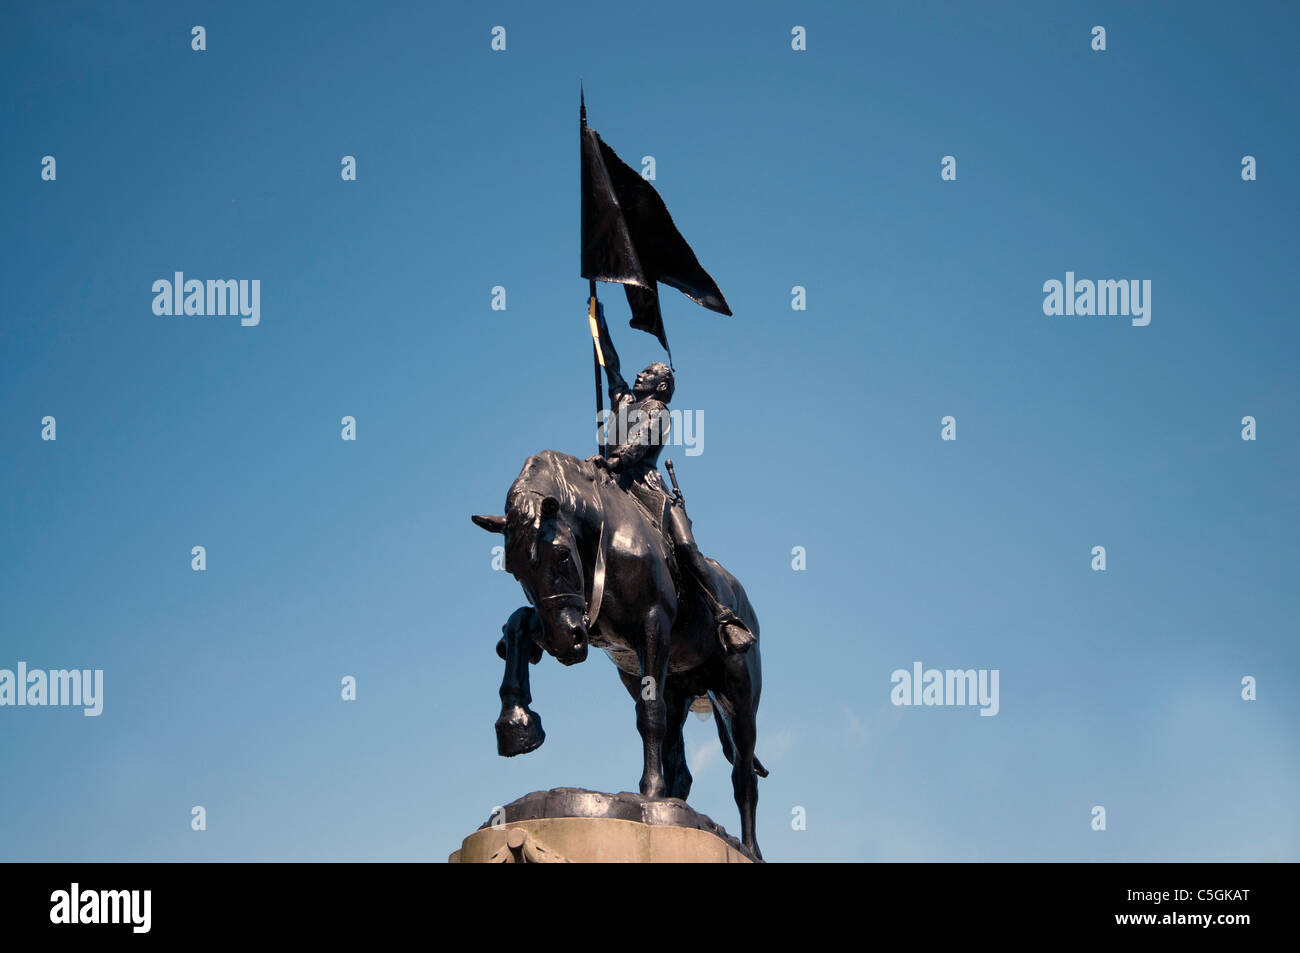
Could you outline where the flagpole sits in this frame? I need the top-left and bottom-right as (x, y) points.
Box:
(582, 87), (605, 456)
(589, 279), (605, 456)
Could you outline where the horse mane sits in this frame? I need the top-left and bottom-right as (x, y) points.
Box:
(506, 450), (592, 517)
(502, 451), (600, 567)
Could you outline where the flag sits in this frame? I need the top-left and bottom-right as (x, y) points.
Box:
(580, 91), (731, 359)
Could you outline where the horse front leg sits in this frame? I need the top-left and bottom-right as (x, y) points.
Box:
(660, 677), (694, 801)
(495, 607), (545, 757)
(634, 606), (672, 799)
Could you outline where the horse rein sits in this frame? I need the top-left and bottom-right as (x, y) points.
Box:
(535, 522), (606, 629)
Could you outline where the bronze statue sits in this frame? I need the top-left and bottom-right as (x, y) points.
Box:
(473, 442), (767, 857)
(472, 91), (767, 858)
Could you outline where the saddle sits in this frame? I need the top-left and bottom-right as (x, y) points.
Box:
(620, 468), (669, 530)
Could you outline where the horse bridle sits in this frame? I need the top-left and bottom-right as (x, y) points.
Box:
(535, 522), (606, 629)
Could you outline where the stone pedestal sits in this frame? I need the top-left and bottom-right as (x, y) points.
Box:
(449, 788), (759, 863)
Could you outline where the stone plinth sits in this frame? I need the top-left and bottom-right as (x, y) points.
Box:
(449, 788), (759, 863)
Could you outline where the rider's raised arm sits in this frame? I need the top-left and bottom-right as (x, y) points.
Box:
(595, 301), (631, 406)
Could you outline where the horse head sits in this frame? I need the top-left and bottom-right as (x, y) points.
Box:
(473, 493), (591, 666)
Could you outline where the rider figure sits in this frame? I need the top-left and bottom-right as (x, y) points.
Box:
(588, 311), (755, 655)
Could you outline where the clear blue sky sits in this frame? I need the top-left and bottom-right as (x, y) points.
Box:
(2, 0), (1296, 862)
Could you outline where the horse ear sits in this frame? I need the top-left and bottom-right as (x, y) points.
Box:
(541, 496), (560, 519)
(472, 514), (507, 534)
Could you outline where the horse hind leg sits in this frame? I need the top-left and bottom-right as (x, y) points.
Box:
(721, 658), (762, 859)
(729, 717), (760, 859)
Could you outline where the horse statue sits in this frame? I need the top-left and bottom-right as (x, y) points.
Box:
(472, 449), (767, 858)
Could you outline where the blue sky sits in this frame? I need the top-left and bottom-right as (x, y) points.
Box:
(1, 0), (1296, 862)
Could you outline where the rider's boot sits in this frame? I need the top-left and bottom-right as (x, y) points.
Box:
(670, 505), (755, 655)
(715, 606), (755, 655)
(681, 556), (754, 655)
(691, 566), (755, 654)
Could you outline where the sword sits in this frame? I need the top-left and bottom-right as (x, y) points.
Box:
(665, 459), (685, 507)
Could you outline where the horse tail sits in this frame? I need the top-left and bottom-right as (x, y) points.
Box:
(712, 701), (769, 779)
(713, 707), (736, 766)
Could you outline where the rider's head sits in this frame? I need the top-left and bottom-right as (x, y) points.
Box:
(633, 362), (674, 403)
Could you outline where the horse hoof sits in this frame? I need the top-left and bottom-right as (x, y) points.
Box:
(496, 707), (545, 757)
(639, 778), (668, 799)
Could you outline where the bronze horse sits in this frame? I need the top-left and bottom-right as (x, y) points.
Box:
(473, 449), (767, 856)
